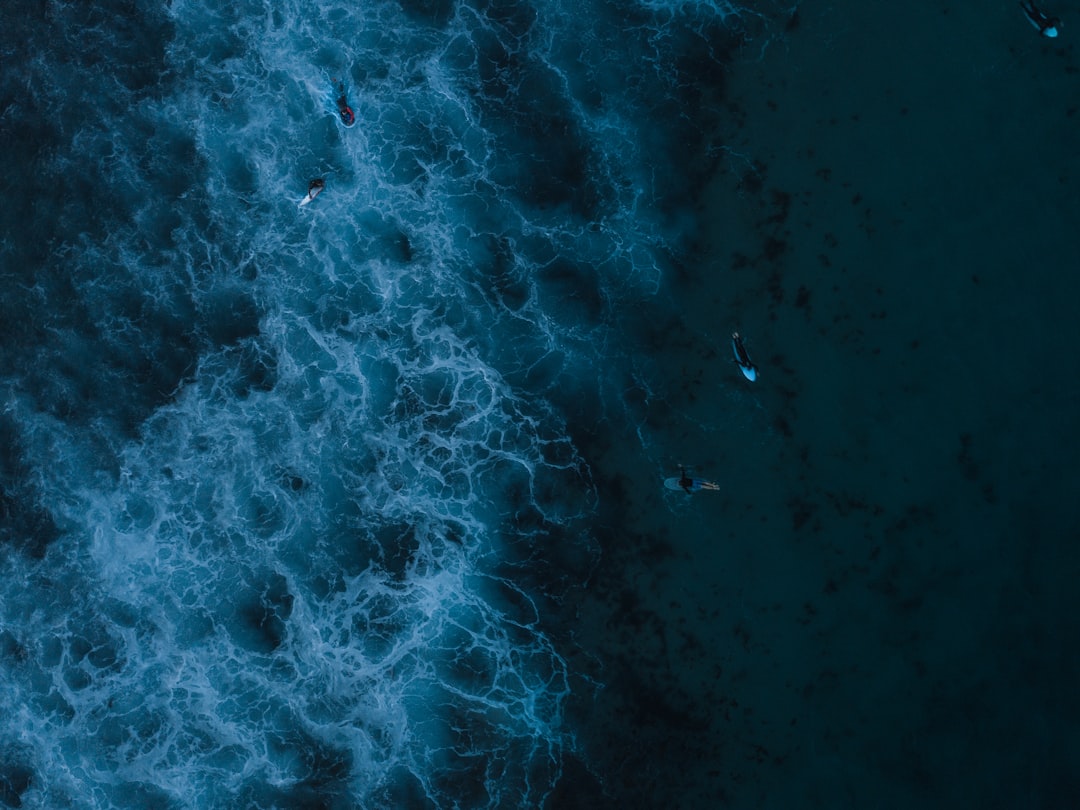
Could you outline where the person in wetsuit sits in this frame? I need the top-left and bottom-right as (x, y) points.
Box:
(677, 466), (721, 494)
(1020, 0), (1062, 36)
(334, 79), (356, 126)
(678, 465), (695, 494)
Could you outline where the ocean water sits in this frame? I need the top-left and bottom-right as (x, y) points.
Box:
(0, 0), (766, 806)
(9, 0), (1079, 807)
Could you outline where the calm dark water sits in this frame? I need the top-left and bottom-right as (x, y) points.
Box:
(565, 3), (1080, 808)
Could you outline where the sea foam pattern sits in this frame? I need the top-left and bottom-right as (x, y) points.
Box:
(0, 0), (745, 805)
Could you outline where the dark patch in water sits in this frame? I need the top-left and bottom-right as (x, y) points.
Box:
(537, 259), (604, 325)
(375, 523), (420, 580)
(371, 766), (436, 809)
(0, 418), (60, 557)
(0, 762), (33, 808)
(228, 339), (278, 398)
(483, 0), (538, 37)
(544, 754), (607, 809)
(233, 573), (294, 654)
(957, 432), (979, 482)
(393, 231), (414, 263)
(397, 0), (455, 27)
(204, 292), (260, 347)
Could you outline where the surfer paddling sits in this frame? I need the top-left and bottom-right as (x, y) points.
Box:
(1020, 0), (1062, 36)
(732, 332), (758, 382)
(666, 466), (721, 494)
(299, 178), (325, 207)
(333, 79), (356, 126)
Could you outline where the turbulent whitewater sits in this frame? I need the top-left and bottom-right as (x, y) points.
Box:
(0, 0), (752, 805)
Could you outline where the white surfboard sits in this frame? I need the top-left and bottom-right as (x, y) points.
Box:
(298, 184), (324, 208)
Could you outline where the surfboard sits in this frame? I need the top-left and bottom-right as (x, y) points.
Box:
(732, 333), (758, 381)
(298, 183), (324, 207)
(665, 475), (721, 492)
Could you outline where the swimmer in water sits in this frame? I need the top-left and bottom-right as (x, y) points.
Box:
(1020, 0), (1062, 37)
(333, 79), (356, 126)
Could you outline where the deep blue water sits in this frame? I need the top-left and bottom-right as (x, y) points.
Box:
(0, 0), (757, 806)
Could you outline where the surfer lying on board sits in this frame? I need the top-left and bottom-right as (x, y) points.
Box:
(1020, 0), (1062, 36)
(674, 466), (721, 494)
(732, 332), (758, 382)
(334, 79), (356, 126)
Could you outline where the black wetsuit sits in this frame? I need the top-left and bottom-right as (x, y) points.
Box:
(678, 468), (694, 494)
(1021, 0), (1061, 35)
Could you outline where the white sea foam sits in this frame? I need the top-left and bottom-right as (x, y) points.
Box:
(0, 0), (754, 804)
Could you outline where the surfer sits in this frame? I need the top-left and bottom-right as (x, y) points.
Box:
(674, 466), (721, 494)
(1020, 0), (1062, 37)
(299, 178), (325, 207)
(334, 79), (356, 126)
(732, 332), (758, 382)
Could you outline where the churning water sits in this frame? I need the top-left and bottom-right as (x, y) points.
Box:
(0, 0), (761, 805)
